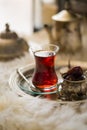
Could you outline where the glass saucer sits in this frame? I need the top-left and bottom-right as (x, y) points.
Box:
(9, 63), (62, 97)
(18, 74), (57, 96)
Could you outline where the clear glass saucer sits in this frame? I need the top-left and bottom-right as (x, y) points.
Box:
(19, 75), (57, 96)
(9, 64), (61, 97)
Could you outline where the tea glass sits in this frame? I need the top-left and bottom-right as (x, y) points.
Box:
(31, 44), (59, 93)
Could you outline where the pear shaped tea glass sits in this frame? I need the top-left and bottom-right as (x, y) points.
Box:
(31, 44), (59, 93)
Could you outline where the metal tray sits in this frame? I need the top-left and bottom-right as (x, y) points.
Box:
(9, 61), (87, 104)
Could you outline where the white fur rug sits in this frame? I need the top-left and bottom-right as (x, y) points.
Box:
(0, 53), (87, 130)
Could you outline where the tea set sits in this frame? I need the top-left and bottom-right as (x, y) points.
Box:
(1, 10), (86, 103)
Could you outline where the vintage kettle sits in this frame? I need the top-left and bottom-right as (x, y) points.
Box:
(44, 10), (82, 53)
(0, 24), (29, 60)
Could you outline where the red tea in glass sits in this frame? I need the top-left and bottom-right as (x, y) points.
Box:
(32, 44), (59, 92)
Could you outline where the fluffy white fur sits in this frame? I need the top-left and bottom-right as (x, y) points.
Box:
(0, 53), (87, 130)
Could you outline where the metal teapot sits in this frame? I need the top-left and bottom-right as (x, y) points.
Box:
(44, 10), (82, 53)
(0, 24), (29, 60)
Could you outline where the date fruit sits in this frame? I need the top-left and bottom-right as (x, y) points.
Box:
(62, 66), (85, 81)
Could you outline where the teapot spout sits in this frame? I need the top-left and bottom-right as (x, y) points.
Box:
(44, 24), (54, 44)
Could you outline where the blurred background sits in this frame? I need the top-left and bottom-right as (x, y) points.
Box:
(0, 0), (87, 61)
(0, 0), (57, 36)
(0, 0), (87, 35)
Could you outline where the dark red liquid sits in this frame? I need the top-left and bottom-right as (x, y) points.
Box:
(32, 50), (58, 91)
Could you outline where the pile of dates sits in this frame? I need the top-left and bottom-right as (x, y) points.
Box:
(62, 66), (85, 81)
(58, 66), (87, 101)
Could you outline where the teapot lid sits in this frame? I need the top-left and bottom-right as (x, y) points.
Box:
(52, 10), (78, 22)
(0, 24), (18, 39)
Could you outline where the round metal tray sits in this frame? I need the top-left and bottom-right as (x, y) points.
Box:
(9, 62), (87, 104)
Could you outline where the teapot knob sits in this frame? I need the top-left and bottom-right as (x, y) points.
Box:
(5, 23), (10, 32)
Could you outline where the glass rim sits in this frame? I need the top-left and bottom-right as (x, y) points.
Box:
(30, 43), (60, 54)
(48, 43), (59, 53)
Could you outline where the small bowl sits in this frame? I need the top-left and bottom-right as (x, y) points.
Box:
(57, 72), (87, 101)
